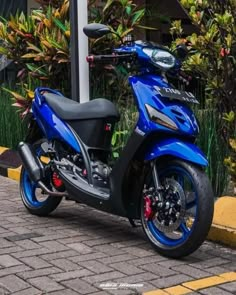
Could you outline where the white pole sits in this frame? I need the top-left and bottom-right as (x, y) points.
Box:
(77, 0), (90, 102)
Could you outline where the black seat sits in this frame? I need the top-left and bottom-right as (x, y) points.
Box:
(43, 93), (119, 121)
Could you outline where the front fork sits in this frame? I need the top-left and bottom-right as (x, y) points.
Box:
(151, 161), (163, 193)
(143, 161), (164, 220)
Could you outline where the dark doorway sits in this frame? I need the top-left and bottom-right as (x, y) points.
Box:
(146, 0), (194, 44)
(0, 0), (27, 18)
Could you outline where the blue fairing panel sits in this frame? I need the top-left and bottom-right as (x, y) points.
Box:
(32, 88), (81, 153)
(145, 138), (208, 166)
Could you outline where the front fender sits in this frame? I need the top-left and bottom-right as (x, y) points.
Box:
(145, 138), (208, 167)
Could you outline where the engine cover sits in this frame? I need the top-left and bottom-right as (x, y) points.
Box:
(91, 160), (111, 188)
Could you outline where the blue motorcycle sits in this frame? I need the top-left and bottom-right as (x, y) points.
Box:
(18, 23), (214, 258)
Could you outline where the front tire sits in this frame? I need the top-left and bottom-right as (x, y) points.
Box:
(20, 139), (62, 216)
(141, 160), (214, 258)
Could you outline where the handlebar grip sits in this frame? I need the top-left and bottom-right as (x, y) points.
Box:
(86, 53), (136, 64)
(86, 54), (117, 64)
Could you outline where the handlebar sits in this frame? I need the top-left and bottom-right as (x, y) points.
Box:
(86, 53), (137, 64)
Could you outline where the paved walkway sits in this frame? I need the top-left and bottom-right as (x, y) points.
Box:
(0, 176), (235, 295)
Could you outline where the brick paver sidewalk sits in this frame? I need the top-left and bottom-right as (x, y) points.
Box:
(0, 176), (235, 295)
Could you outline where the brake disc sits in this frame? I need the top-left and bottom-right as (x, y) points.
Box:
(153, 178), (186, 233)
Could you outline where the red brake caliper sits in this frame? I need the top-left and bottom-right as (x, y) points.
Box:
(52, 172), (64, 191)
(144, 196), (154, 220)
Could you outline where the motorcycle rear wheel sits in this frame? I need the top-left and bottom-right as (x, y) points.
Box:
(141, 159), (214, 258)
(20, 139), (62, 216)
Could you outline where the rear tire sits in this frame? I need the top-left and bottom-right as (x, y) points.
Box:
(141, 159), (214, 258)
(20, 139), (62, 216)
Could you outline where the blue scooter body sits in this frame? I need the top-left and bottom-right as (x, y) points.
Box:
(27, 39), (208, 217)
(18, 24), (214, 258)
(32, 74), (206, 167)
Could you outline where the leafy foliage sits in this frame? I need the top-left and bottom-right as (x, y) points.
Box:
(196, 109), (229, 196)
(171, 0), (236, 115)
(0, 0), (70, 115)
(2, 78), (36, 118)
(0, 0), (149, 117)
(88, 0), (151, 155)
(0, 86), (26, 149)
(88, 0), (151, 160)
(89, 0), (149, 53)
(224, 111), (236, 190)
(224, 138), (236, 185)
(170, 0), (236, 195)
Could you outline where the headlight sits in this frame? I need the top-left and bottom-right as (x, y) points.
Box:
(143, 48), (176, 70)
(145, 104), (178, 130)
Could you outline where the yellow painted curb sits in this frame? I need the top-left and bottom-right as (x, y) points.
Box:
(220, 272), (236, 281)
(182, 275), (226, 290)
(144, 290), (168, 295)
(208, 196), (236, 248)
(0, 146), (21, 181)
(0, 146), (49, 182)
(143, 272), (236, 295)
(6, 158), (49, 181)
(165, 285), (190, 295)
(212, 196), (236, 228)
(0, 146), (9, 154)
(208, 224), (236, 248)
(7, 166), (21, 181)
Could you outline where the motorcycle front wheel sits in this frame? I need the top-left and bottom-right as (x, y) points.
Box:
(141, 159), (214, 258)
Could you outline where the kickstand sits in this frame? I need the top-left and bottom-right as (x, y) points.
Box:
(128, 218), (141, 228)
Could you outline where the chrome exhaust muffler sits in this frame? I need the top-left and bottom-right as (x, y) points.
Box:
(18, 142), (44, 183)
(18, 142), (68, 197)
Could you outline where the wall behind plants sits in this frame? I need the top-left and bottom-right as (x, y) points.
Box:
(0, 0), (27, 18)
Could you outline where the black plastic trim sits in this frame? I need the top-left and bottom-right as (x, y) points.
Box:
(109, 131), (146, 217)
(66, 124), (93, 184)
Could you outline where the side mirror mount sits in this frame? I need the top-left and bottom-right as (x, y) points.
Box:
(176, 44), (188, 59)
(83, 23), (111, 39)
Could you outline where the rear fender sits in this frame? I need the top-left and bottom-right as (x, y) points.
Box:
(145, 138), (208, 167)
(24, 114), (43, 144)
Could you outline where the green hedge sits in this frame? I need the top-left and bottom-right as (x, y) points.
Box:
(196, 109), (229, 197)
(0, 89), (25, 149)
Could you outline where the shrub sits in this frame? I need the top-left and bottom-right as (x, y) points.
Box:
(170, 1), (236, 195)
(0, 87), (26, 148)
(224, 111), (236, 193)
(171, 0), (236, 116)
(0, 0), (148, 117)
(0, 0), (70, 111)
